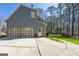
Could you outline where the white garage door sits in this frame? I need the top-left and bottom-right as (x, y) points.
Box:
(21, 28), (33, 37)
(8, 28), (33, 37)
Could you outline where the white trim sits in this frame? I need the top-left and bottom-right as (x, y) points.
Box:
(35, 13), (47, 26)
(36, 20), (47, 26)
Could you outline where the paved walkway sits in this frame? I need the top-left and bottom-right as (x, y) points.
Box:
(0, 37), (79, 56)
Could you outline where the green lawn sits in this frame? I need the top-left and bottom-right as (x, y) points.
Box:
(48, 34), (79, 44)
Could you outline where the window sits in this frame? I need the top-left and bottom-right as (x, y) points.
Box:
(31, 11), (35, 18)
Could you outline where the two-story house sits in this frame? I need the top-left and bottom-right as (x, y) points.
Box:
(5, 5), (47, 37)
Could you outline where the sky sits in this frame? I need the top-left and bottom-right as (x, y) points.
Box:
(0, 3), (57, 20)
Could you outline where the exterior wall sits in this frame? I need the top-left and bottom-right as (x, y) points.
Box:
(6, 5), (46, 37)
(7, 6), (36, 28)
(36, 22), (46, 36)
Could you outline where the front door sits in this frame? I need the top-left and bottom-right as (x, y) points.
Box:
(38, 27), (42, 37)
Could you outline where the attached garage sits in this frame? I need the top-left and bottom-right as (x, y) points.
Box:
(8, 27), (33, 37)
(6, 5), (46, 37)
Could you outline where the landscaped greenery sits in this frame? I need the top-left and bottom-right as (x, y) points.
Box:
(48, 34), (79, 44)
(0, 32), (6, 37)
(0, 32), (2, 36)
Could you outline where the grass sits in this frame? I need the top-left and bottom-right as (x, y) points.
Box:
(48, 37), (64, 43)
(48, 34), (79, 44)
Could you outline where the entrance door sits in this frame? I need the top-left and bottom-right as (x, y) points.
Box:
(38, 27), (42, 36)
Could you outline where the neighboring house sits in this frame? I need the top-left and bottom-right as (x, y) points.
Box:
(0, 20), (6, 33)
(5, 5), (47, 37)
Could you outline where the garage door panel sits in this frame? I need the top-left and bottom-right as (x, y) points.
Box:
(21, 28), (33, 37)
(8, 28), (33, 37)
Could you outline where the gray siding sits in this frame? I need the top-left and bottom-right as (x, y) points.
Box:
(6, 5), (46, 37)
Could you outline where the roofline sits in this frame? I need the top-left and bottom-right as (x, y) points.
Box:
(4, 5), (46, 26)
(5, 5), (37, 22)
(21, 5), (37, 11)
(5, 5), (21, 22)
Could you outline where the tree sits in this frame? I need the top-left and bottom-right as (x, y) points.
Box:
(64, 3), (72, 36)
(0, 15), (3, 32)
(43, 10), (48, 22)
(45, 3), (79, 37)
(57, 3), (63, 34)
(73, 3), (79, 36)
(47, 6), (56, 33)
(70, 3), (78, 36)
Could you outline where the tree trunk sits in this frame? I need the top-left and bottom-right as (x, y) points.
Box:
(71, 3), (75, 36)
(59, 7), (62, 34)
(78, 13), (79, 36)
(51, 13), (53, 33)
(68, 8), (70, 36)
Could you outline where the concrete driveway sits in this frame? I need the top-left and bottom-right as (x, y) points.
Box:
(0, 37), (39, 56)
(0, 37), (79, 56)
(37, 38), (79, 56)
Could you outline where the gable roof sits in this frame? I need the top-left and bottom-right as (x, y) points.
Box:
(21, 5), (37, 11)
(5, 5), (47, 26)
(5, 5), (21, 22)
